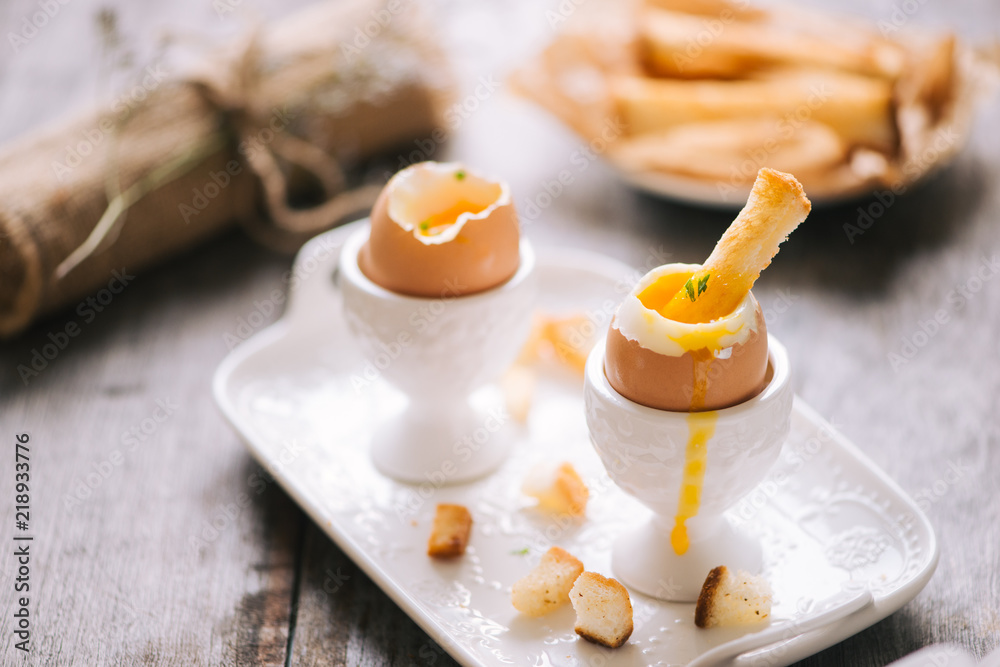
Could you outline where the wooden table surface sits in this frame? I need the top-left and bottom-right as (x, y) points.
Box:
(1, 0), (998, 665)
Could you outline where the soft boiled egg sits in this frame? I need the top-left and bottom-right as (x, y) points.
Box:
(604, 263), (768, 412)
(602, 169), (809, 557)
(359, 161), (520, 297)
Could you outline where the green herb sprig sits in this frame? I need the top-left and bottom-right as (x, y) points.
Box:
(684, 273), (711, 302)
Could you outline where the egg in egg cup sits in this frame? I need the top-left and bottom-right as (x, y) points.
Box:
(583, 169), (810, 601)
(340, 162), (537, 485)
(584, 324), (792, 602)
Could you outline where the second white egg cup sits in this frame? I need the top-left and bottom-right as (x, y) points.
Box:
(583, 335), (793, 601)
(340, 225), (537, 485)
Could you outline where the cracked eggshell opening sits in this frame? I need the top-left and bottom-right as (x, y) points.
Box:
(359, 161), (520, 297)
(604, 263), (769, 412)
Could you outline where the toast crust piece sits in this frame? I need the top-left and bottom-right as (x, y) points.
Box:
(511, 546), (585, 617)
(695, 565), (726, 628)
(695, 565), (773, 628)
(427, 504), (472, 558)
(524, 462), (590, 517)
(570, 571), (634, 648)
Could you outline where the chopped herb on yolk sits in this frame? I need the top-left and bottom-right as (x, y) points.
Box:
(682, 273), (711, 302)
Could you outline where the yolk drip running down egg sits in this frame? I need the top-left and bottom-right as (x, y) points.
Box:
(359, 161), (520, 297)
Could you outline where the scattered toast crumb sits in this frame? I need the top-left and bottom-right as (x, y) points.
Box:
(427, 504), (472, 558)
(695, 565), (772, 628)
(522, 461), (589, 517)
(511, 546), (585, 617)
(517, 313), (597, 374)
(570, 571), (634, 648)
(542, 314), (594, 373)
(502, 364), (536, 424)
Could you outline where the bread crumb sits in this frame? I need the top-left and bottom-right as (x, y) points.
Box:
(695, 565), (772, 628)
(511, 546), (585, 617)
(501, 365), (536, 424)
(570, 571), (634, 648)
(427, 504), (472, 558)
(516, 313), (598, 374)
(522, 461), (589, 517)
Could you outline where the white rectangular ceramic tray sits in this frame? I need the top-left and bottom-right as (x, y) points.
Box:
(213, 222), (938, 667)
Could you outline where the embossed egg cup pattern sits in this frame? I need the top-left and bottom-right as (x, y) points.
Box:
(584, 335), (794, 601)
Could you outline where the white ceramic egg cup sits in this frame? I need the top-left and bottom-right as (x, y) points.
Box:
(340, 226), (537, 485)
(583, 335), (793, 601)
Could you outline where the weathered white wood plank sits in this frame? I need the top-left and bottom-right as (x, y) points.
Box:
(290, 523), (459, 667)
(0, 234), (304, 666)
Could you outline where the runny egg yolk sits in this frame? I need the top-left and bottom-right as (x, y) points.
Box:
(638, 271), (725, 556)
(417, 199), (488, 237)
(637, 272), (734, 352)
(671, 413), (715, 555)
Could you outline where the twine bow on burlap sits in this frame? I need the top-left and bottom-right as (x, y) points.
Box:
(191, 32), (386, 253)
(55, 31), (383, 281)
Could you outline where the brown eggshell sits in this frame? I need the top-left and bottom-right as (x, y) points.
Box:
(604, 301), (768, 412)
(359, 167), (520, 298)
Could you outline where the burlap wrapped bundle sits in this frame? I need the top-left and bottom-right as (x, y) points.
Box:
(0, 0), (452, 337)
